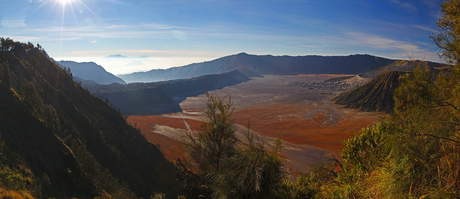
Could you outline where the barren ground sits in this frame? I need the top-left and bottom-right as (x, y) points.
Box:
(127, 74), (382, 172)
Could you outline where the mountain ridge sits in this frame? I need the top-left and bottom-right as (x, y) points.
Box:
(361, 60), (446, 78)
(118, 53), (398, 83)
(58, 60), (127, 85)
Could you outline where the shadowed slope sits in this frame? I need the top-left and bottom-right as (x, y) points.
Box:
(93, 69), (250, 115)
(333, 71), (408, 113)
(238, 67), (262, 77)
(0, 40), (179, 198)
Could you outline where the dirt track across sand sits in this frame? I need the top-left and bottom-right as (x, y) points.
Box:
(128, 74), (381, 173)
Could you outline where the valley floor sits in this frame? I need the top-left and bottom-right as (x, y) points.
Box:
(127, 74), (382, 173)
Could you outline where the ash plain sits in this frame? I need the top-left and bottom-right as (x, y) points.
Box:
(128, 74), (382, 173)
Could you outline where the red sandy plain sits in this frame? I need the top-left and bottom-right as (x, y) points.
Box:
(127, 74), (382, 170)
(127, 115), (202, 161)
(232, 102), (381, 153)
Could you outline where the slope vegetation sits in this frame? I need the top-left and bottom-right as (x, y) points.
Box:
(119, 53), (396, 83)
(333, 71), (407, 113)
(0, 39), (179, 198)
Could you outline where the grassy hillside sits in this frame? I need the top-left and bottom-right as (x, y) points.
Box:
(0, 39), (179, 198)
(333, 70), (407, 113)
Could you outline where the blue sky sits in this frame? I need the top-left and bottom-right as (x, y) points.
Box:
(0, 0), (444, 74)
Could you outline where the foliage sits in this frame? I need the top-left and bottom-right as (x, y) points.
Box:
(0, 188), (33, 199)
(275, 160), (345, 199)
(384, 66), (460, 197)
(176, 93), (284, 199)
(316, 123), (390, 198)
(341, 123), (388, 175)
(0, 136), (37, 197)
(186, 93), (238, 173)
(431, 0), (460, 65)
(276, 175), (317, 199)
(64, 136), (136, 198)
(303, 1), (460, 198)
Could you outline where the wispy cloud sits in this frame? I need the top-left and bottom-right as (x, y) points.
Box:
(1, 19), (27, 28)
(125, 61), (144, 66)
(413, 25), (438, 33)
(299, 45), (321, 48)
(391, 0), (417, 12)
(345, 32), (421, 52)
(58, 49), (228, 58)
(100, 0), (130, 5)
(0, 22), (195, 44)
(343, 31), (440, 62)
(277, 14), (335, 30)
(388, 51), (440, 62)
(119, 49), (228, 57)
(0, 36), (41, 42)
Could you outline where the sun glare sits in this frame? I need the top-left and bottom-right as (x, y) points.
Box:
(59, 0), (73, 4)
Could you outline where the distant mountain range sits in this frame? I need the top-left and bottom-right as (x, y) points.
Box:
(58, 61), (126, 85)
(118, 53), (397, 83)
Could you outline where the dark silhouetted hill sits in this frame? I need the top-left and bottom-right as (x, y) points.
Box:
(0, 39), (179, 198)
(333, 71), (408, 113)
(58, 61), (126, 85)
(92, 69), (250, 115)
(119, 53), (396, 83)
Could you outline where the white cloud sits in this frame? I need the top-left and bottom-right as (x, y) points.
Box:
(388, 51), (441, 63)
(345, 32), (421, 52)
(413, 25), (438, 33)
(1, 19), (26, 27)
(342, 31), (440, 62)
(18, 22), (194, 40)
(391, 0), (417, 11)
(55, 49), (228, 58)
(125, 61), (144, 66)
(172, 30), (189, 41)
(0, 36), (40, 42)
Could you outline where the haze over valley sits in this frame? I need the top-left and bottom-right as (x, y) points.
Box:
(0, 34), (451, 199)
(67, 52), (445, 173)
(1, 0), (458, 198)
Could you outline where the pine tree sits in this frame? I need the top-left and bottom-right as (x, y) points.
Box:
(177, 93), (284, 199)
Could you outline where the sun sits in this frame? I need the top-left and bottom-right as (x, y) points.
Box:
(59, 0), (74, 4)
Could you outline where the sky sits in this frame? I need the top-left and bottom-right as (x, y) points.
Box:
(0, 0), (445, 75)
